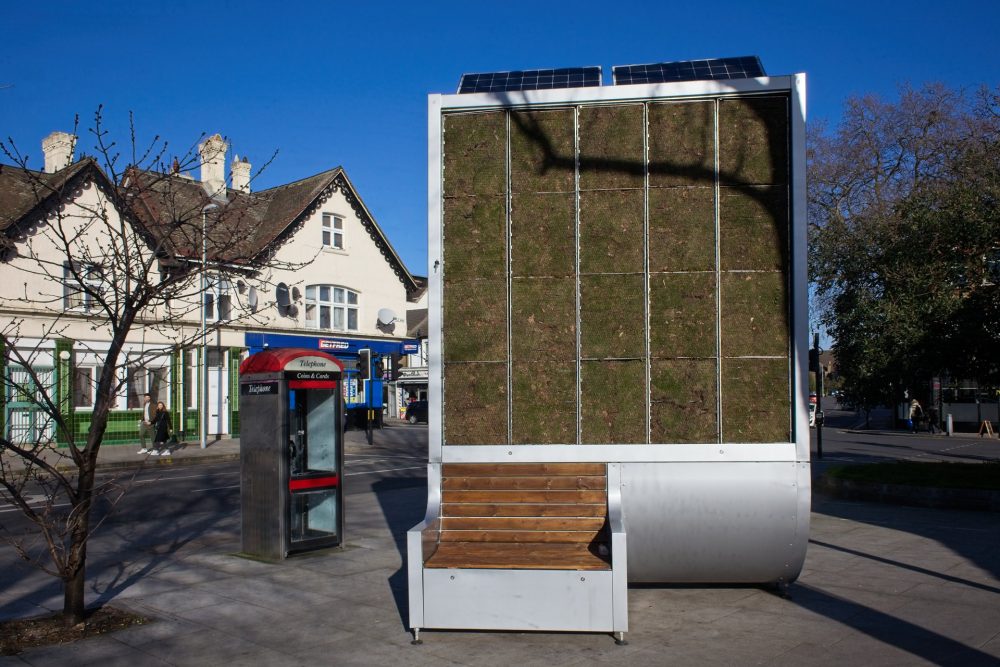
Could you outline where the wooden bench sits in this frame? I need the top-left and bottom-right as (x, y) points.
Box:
(408, 460), (626, 638)
(423, 463), (612, 571)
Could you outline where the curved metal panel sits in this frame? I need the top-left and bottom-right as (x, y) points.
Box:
(622, 461), (809, 583)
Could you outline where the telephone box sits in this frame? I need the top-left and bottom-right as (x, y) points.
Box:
(239, 348), (345, 559)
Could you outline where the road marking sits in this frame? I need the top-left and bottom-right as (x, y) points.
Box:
(344, 466), (425, 477)
(0, 501), (72, 514)
(345, 453), (426, 460)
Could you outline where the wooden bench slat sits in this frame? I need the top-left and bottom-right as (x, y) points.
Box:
(442, 475), (607, 491)
(442, 516), (607, 532)
(442, 503), (607, 518)
(442, 463), (606, 477)
(426, 462), (613, 571)
(439, 530), (605, 544)
(425, 542), (612, 570)
(442, 489), (607, 504)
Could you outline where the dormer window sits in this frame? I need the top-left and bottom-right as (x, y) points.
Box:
(322, 213), (344, 250)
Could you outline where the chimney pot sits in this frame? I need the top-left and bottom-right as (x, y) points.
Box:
(231, 154), (251, 193)
(198, 133), (228, 199)
(42, 131), (76, 173)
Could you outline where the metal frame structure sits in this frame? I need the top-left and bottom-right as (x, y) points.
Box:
(410, 74), (809, 637)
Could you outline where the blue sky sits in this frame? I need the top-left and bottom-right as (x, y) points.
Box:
(3, 1), (998, 276)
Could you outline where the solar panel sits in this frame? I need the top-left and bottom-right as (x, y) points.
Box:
(458, 67), (602, 94)
(612, 56), (766, 85)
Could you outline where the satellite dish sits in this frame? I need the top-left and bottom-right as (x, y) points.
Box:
(291, 286), (301, 301)
(276, 283), (290, 308)
(236, 280), (247, 294)
(248, 287), (258, 313)
(377, 308), (398, 326)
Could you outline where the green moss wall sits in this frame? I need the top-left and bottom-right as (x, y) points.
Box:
(440, 95), (791, 446)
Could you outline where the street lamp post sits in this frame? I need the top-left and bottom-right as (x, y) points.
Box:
(201, 202), (220, 449)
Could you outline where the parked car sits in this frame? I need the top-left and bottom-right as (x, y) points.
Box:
(405, 400), (428, 424)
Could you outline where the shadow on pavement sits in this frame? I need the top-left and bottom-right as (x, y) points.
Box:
(371, 475), (427, 632)
(791, 581), (999, 665)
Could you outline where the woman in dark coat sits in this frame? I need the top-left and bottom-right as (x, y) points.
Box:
(152, 401), (171, 455)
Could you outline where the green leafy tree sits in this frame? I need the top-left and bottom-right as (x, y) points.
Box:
(809, 84), (1000, 410)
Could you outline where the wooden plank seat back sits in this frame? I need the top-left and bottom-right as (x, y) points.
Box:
(424, 463), (612, 571)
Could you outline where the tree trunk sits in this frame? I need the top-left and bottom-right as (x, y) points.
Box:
(63, 461), (95, 626)
(63, 560), (87, 626)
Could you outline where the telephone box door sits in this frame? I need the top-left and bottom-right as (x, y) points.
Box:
(287, 386), (343, 552)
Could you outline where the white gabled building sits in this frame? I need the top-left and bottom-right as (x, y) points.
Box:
(0, 131), (423, 444)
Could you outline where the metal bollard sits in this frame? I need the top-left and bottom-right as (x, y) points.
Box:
(946, 413), (953, 436)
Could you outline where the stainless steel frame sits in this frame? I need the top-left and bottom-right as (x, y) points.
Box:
(411, 74), (809, 637)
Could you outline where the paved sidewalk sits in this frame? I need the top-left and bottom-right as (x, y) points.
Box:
(5, 426), (399, 474)
(2, 475), (999, 665)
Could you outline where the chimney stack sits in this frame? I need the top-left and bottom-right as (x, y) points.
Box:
(42, 131), (76, 173)
(198, 133), (228, 199)
(231, 155), (251, 193)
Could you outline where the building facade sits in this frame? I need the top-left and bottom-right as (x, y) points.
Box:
(1, 131), (422, 445)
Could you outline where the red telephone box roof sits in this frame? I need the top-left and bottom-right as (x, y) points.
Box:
(239, 348), (344, 375)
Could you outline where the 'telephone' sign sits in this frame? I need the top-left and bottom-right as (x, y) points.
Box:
(283, 356), (342, 372)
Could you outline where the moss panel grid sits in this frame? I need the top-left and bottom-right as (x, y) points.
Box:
(718, 96), (789, 186)
(444, 362), (508, 445)
(444, 279), (508, 362)
(648, 187), (716, 272)
(442, 112), (507, 197)
(510, 109), (576, 194)
(580, 274), (645, 360)
(719, 186), (787, 272)
(512, 361), (576, 444)
(579, 189), (644, 274)
(720, 272), (788, 358)
(581, 360), (646, 444)
(443, 196), (507, 282)
(510, 277), (575, 362)
(511, 192), (575, 277)
(578, 104), (645, 191)
(650, 359), (718, 443)
(649, 272), (717, 359)
(721, 358), (790, 443)
(648, 101), (716, 188)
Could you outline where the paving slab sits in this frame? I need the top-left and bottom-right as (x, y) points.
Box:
(3, 481), (999, 665)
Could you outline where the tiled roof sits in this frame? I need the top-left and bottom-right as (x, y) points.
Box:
(0, 158), (102, 231)
(2, 159), (421, 295)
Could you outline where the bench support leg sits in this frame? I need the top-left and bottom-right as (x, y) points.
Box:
(767, 579), (791, 599)
(411, 628), (423, 645)
(614, 632), (627, 646)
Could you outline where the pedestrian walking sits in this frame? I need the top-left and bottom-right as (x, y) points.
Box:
(908, 398), (923, 433)
(151, 401), (172, 456)
(137, 393), (154, 454)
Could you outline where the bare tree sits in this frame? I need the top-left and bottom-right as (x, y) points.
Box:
(0, 108), (300, 625)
